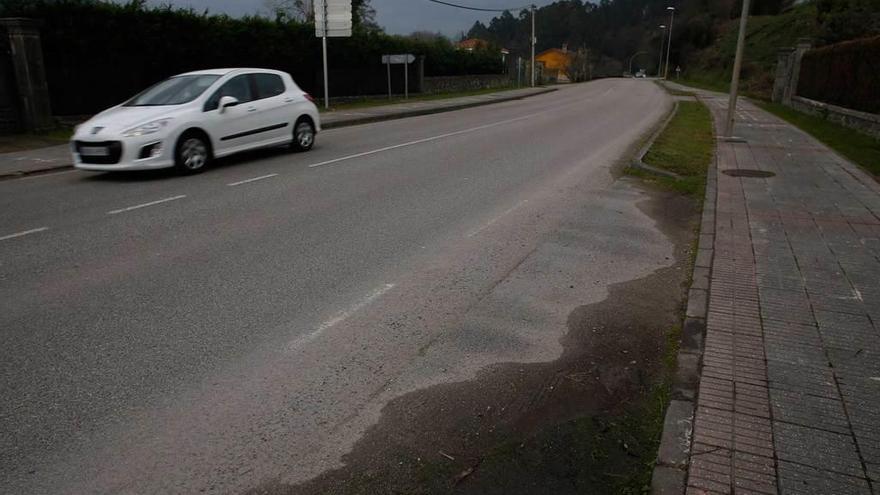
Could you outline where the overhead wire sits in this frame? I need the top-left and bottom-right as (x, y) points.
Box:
(422, 0), (533, 12)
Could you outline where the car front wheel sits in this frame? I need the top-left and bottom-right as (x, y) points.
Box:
(292, 119), (315, 152)
(175, 134), (210, 174)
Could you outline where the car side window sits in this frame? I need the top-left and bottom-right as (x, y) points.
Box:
(253, 73), (286, 100)
(204, 75), (253, 112)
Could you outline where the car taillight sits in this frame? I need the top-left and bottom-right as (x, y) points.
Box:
(304, 93), (315, 103)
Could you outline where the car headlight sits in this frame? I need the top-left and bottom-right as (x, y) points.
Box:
(122, 118), (173, 138)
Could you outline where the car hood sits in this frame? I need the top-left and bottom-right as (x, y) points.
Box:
(80, 105), (187, 135)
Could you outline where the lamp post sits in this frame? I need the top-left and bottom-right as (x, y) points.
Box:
(657, 24), (666, 77)
(725, 0), (753, 137)
(530, 4), (536, 87)
(664, 6), (675, 79)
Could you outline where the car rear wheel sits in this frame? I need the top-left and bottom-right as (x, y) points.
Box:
(175, 134), (210, 174)
(291, 119), (315, 152)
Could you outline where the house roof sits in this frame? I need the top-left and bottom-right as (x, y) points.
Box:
(458, 38), (488, 50)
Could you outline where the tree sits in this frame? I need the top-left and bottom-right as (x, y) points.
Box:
(264, 0), (314, 22)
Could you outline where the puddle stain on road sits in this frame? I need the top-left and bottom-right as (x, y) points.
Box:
(249, 187), (698, 495)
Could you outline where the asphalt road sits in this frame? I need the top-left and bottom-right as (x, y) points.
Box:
(0, 79), (672, 494)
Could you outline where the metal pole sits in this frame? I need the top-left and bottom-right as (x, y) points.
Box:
(657, 26), (666, 77)
(322, 36), (329, 109)
(404, 59), (409, 99)
(530, 5), (536, 87)
(387, 60), (391, 99)
(725, 0), (752, 137)
(321, 0), (329, 109)
(664, 7), (675, 79)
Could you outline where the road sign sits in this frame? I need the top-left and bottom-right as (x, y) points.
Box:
(315, 0), (352, 38)
(382, 54), (416, 100)
(381, 54), (416, 65)
(315, 0), (352, 109)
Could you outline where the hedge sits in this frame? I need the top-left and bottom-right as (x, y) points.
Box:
(797, 35), (880, 114)
(0, 0), (504, 115)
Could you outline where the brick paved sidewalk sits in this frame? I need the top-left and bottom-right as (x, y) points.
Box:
(682, 89), (880, 494)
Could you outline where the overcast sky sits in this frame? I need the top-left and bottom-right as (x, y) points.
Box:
(141, 0), (556, 36)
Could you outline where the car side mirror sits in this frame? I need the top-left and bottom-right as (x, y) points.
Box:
(219, 96), (239, 113)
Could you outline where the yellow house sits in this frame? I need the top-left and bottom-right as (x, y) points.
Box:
(535, 45), (573, 83)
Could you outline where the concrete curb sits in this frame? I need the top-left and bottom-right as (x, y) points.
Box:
(0, 88), (557, 181)
(322, 87), (557, 129)
(631, 99), (681, 179)
(650, 94), (718, 495)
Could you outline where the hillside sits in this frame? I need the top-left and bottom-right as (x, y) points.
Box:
(683, 4), (820, 98)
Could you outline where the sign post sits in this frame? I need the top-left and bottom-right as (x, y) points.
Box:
(315, 0), (352, 109)
(381, 54), (415, 100)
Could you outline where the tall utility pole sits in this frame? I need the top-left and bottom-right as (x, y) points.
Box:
(322, 0), (329, 109)
(725, 0), (752, 137)
(530, 5), (536, 87)
(657, 24), (666, 77)
(664, 6), (675, 79)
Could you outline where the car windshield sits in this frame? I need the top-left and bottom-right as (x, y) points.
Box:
(124, 75), (220, 106)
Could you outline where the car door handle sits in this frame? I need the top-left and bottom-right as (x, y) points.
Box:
(284, 98), (295, 103)
(247, 106), (257, 112)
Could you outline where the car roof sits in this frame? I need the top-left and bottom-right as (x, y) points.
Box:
(177, 68), (286, 77)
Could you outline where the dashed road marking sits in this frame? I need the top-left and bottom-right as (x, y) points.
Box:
(228, 174), (279, 187)
(107, 195), (187, 215)
(0, 227), (49, 242)
(288, 283), (396, 351)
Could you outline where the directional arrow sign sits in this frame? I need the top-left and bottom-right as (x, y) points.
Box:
(381, 54), (416, 64)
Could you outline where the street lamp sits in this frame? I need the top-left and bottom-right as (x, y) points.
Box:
(657, 24), (666, 78)
(664, 6), (675, 79)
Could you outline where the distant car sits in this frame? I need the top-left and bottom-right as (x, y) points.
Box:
(71, 68), (320, 173)
(636, 70), (647, 78)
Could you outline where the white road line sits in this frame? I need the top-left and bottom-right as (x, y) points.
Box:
(227, 173), (279, 187)
(288, 283), (396, 351)
(308, 113), (540, 169)
(467, 200), (529, 238)
(107, 195), (187, 215)
(0, 227), (49, 242)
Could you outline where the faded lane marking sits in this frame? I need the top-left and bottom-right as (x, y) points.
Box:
(467, 200), (528, 238)
(0, 227), (49, 242)
(288, 283), (396, 351)
(228, 174), (279, 187)
(107, 195), (187, 215)
(307, 113), (541, 169)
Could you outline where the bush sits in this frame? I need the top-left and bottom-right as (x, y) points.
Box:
(0, 0), (504, 115)
(797, 35), (880, 114)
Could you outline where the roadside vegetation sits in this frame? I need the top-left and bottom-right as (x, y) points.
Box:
(0, 128), (72, 154)
(756, 101), (880, 178)
(630, 100), (715, 199)
(682, 4), (819, 99)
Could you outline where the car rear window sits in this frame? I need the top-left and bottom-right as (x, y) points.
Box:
(253, 73), (286, 99)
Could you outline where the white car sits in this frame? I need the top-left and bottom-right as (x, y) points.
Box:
(71, 68), (320, 173)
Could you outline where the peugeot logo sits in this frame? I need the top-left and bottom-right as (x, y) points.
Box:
(91, 126), (104, 135)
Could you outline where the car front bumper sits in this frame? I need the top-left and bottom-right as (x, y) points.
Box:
(71, 134), (176, 171)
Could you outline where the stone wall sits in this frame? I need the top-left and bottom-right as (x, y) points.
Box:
(790, 96), (880, 138)
(421, 74), (511, 94)
(773, 38), (880, 138)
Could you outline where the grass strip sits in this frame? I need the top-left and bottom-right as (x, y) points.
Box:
(756, 101), (880, 178)
(631, 100), (715, 199)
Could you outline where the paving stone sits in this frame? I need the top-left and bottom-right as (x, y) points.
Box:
(777, 461), (871, 495)
(769, 388), (850, 434)
(774, 422), (864, 478)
